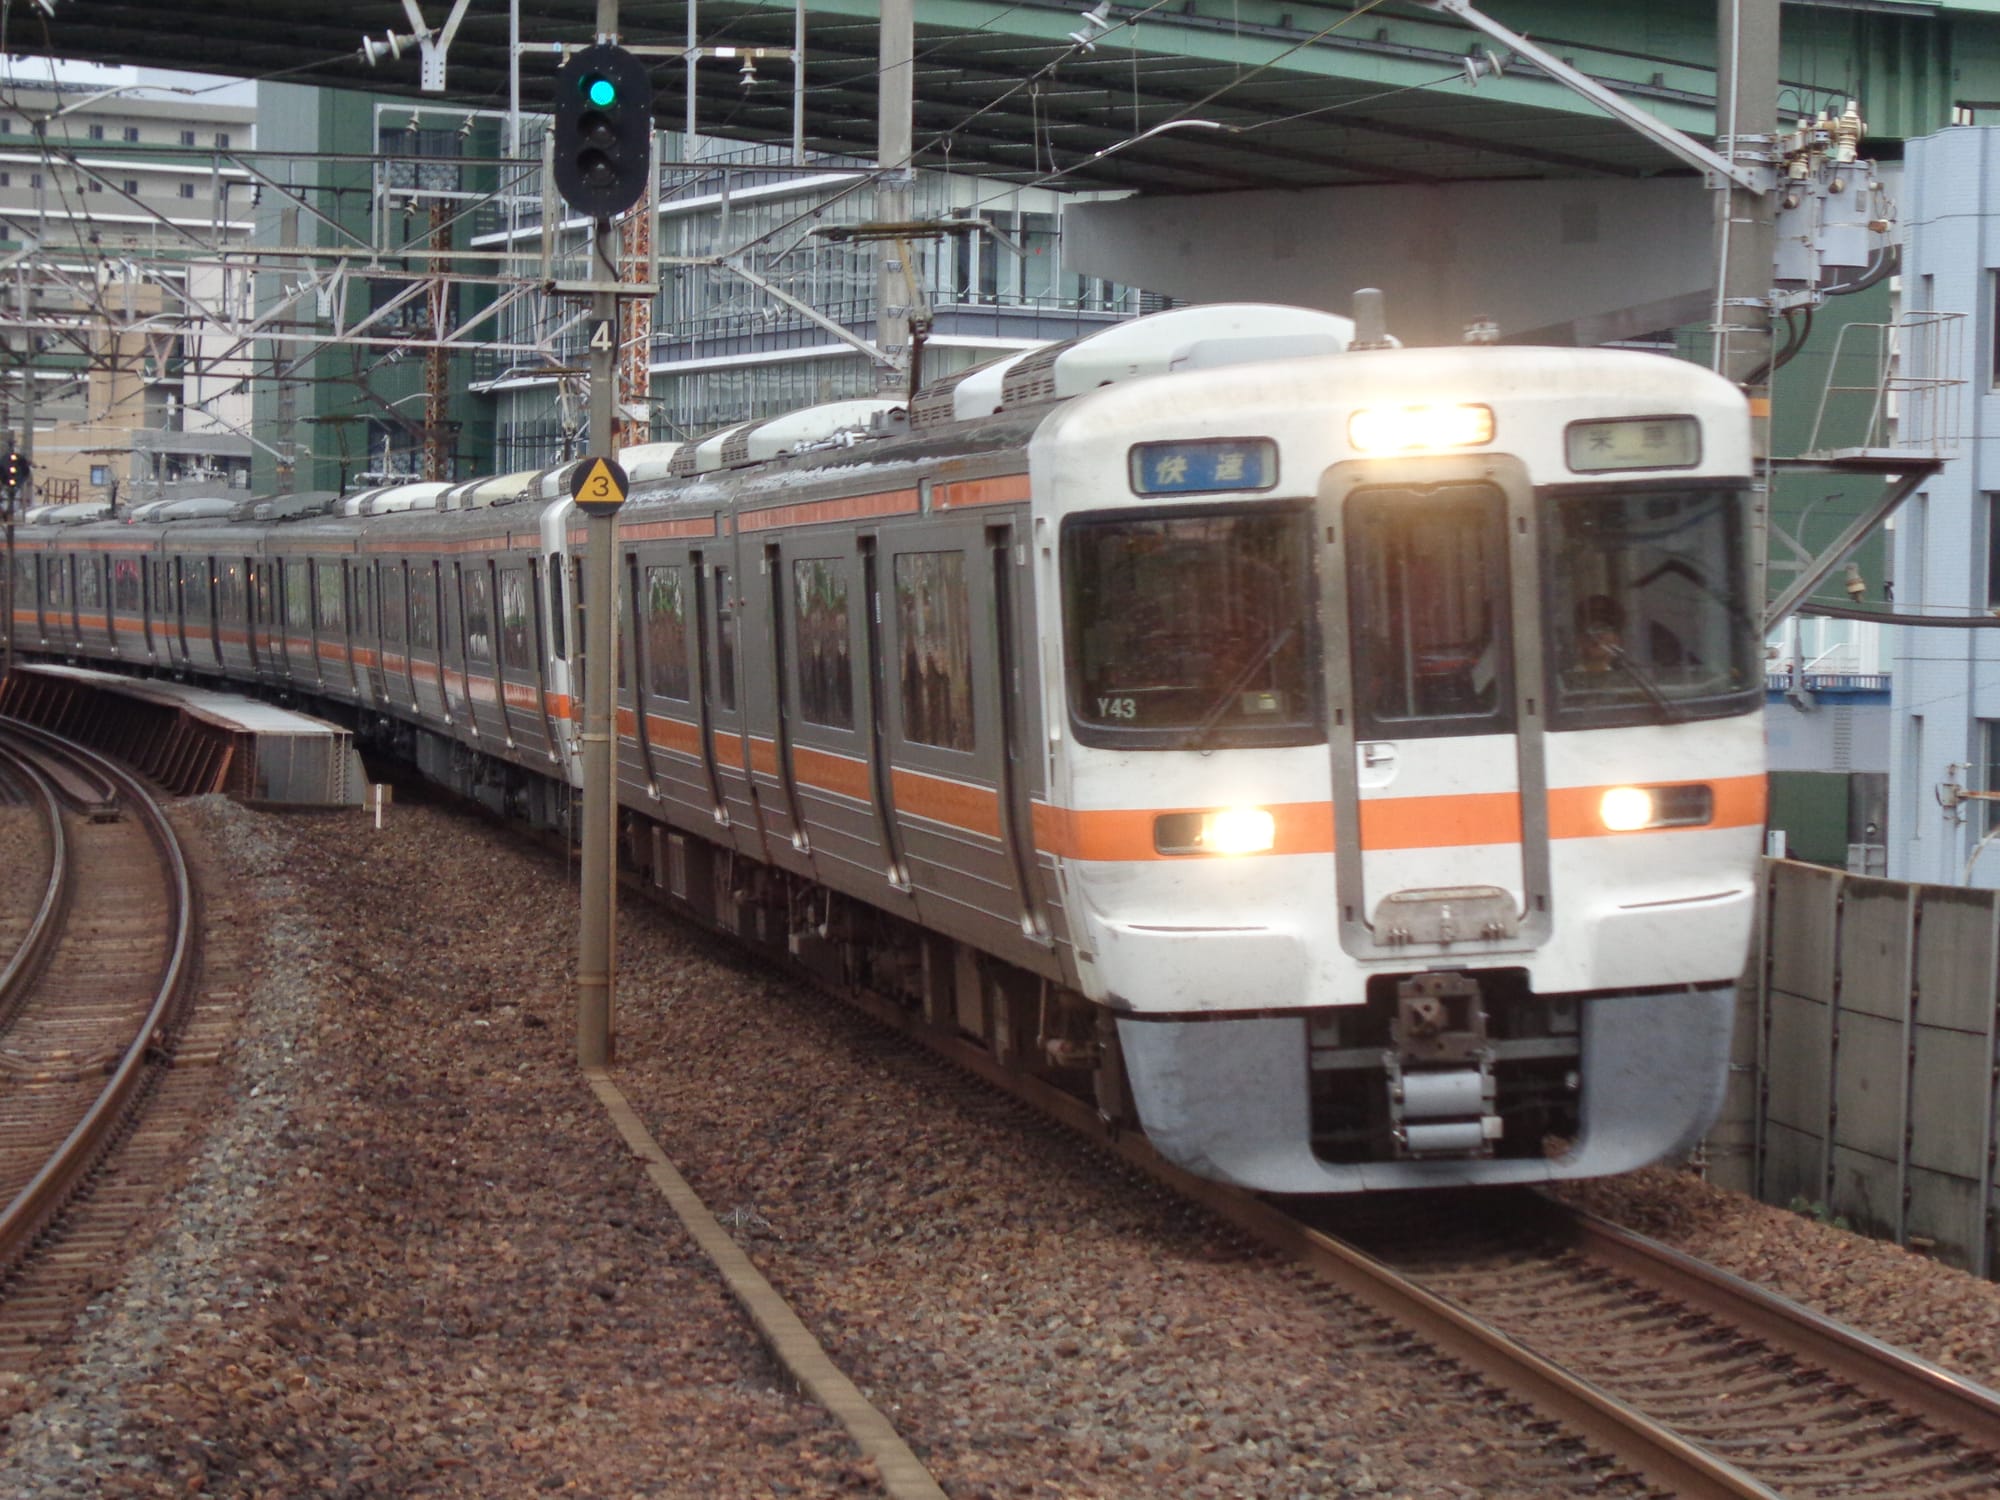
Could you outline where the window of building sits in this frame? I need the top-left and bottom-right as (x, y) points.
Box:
(90, 464), (109, 486)
(1985, 495), (2000, 612)
(88, 123), (105, 141)
(179, 182), (197, 199)
(123, 125), (140, 143)
(215, 131), (231, 149)
(0, 173), (9, 188)
(28, 172), (42, 190)
(180, 129), (196, 146)
(87, 180), (103, 193)
(1984, 720), (2000, 836)
(123, 179), (138, 195)
(0, 118), (11, 133)
(894, 551), (974, 750)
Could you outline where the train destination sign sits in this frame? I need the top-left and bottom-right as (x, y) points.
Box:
(571, 456), (630, 514)
(1564, 414), (1701, 473)
(1129, 437), (1277, 495)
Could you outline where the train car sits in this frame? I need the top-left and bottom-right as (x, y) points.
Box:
(5, 301), (1764, 1194)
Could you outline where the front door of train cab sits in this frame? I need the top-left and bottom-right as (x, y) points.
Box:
(1320, 454), (1552, 962)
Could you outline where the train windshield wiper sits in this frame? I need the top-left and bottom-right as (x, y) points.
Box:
(1603, 643), (1686, 724)
(1181, 623), (1297, 751)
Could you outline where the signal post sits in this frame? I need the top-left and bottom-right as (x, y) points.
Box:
(556, 9), (652, 1069)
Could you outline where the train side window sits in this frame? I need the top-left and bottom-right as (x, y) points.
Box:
(284, 561), (310, 630)
(183, 559), (210, 622)
(893, 550), (974, 751)
(77, 554), (104, 611)
(499, 567), (531, 669)
(314, 560), (343, 632)
(547, 555), (567, 659)
(463, 565), (493, 662)
(112, 558), (142, 613)
(381, 563), (406, 644)
(410, 565), (436, 649)
(217, 561), (244, 622)
(792, 557), (854, 729)
(643, 564), (691, 700)
(713, 565), (737, 711)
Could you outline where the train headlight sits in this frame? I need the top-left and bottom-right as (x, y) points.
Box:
(1599, 786), (1655, 832)
(1347, 403), (1494, 454)
(1154, 806), (1277, 856)
(1598, 783), (1714, 832)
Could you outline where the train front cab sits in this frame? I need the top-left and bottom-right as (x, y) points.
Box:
(1041, 352), (1766, 1193)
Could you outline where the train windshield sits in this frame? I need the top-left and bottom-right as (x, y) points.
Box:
(1543, 484), (1760, 729)
(1062, 504), (1319, 748)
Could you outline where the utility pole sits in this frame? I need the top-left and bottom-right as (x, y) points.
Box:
(874, 0), (913, 391)
(1713, 0), (1779, 601)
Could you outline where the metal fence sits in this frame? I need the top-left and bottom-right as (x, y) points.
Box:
(1718, 859), (2000, 1279)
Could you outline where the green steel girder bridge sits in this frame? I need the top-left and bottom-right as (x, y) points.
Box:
(14, 1), (2000, 196)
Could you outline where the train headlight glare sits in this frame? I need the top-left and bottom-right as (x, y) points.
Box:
(1200, 807), (1277, 856)
(1599, 786), (1655, 832)
(1154, 807), (1278, 856)
(1348, 403), (1494, 454)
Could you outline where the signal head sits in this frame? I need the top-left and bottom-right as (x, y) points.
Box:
(551, 43), (654, 220)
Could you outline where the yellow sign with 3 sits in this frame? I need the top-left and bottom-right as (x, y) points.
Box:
(570, 456), (630, 514)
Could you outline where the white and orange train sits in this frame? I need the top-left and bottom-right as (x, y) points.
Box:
(7, 303), (1766, 1192)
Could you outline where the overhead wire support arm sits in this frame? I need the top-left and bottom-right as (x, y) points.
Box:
(1409, 0), (1771, 193)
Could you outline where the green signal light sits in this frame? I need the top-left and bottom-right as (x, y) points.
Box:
(585, 76), (617, 108)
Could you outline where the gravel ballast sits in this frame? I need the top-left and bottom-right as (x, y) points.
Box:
(3, 793), (1998, 1498)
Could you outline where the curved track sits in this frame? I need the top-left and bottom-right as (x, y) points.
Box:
(0, 718), (199, 1299)
(0, 746), (66, 1031)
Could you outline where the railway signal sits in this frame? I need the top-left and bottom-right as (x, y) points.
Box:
(2, 448), (28, 500)
(551, 43), (653, 220)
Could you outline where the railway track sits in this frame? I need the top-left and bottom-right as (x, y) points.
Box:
(0, 718), (203, 1369)
(806, 968), (2000, 1498)
(0, 746), (65, 1032)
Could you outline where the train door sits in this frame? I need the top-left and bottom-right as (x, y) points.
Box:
(442, 560), (473, 730)
(746, 537), (814, 875)
(76, 552), (108, 656)
(985, 520), (1046, 941)
(539, 501), (581, 785)
(525, 555), (561, 765)
(880, 524), (1029, 949)
(1320, 458), (1551, 961)
(203, 554), (224, 669)
(169, 556), (190, 665)
(409, 560), (446, 722)
(491, 559), (529, 751)
(341, 560), (368, 702)
(692, 545), (760, 849)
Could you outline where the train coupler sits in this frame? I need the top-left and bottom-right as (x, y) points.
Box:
(1386, 972), (1501, 1158)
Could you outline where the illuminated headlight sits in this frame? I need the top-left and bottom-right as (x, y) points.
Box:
(1599, 784), (1714, 833)
(1154, 807), (1278, 856)
(1348, 403), (1495, 454)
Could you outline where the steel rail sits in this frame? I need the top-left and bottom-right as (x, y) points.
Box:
(1555, 1204), (2000, 1444)
(815, 972), (1779, 1499)
(0, 719), (198, 1275)
(0, 744), (70, 1021)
